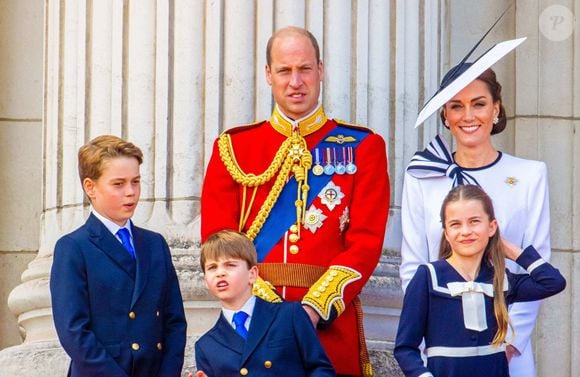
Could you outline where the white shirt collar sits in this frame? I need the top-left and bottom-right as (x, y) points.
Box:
(91, 208), (133, 238)
(222, 295), (256, 331)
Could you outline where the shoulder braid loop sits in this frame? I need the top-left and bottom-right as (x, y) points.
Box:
(218, 133), (292, 187)
(218, 132), (312, 241)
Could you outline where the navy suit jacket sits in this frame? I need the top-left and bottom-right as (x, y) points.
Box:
(195, 298), (335, 377)
(50, 213), (187, 377)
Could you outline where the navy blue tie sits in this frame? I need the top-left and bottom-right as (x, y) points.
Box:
(116, 228), (135, 259)
(232, 311), (249, 339)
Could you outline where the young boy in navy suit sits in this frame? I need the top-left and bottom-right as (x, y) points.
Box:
(195, 230), (335, 377)
(50, 135), (187, 377)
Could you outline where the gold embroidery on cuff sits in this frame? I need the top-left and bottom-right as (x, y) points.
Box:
(301, 266), (362, 320)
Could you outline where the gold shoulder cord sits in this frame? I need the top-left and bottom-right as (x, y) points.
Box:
(217, 132), (312, 241)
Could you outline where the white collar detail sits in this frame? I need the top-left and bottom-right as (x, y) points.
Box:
(447, 281), (494, 332)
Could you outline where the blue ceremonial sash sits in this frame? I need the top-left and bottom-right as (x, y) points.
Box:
(254, 125), (371, 262)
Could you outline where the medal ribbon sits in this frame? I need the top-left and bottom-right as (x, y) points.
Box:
(254, 124), (370, 261)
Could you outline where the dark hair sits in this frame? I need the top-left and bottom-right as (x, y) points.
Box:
(440, 67), (507, 135)
(266, 26), (320, 66)
(438, 184), (511, 346)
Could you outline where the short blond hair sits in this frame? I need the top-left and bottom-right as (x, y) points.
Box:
(78, 135), (143, 184)
(200, 230), (257, 273)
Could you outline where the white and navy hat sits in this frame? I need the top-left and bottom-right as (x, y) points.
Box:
(414, 5), (526, 128)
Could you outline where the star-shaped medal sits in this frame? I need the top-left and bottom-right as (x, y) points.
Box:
(318, 181), (345, 211)
(304, 205), (327, 234)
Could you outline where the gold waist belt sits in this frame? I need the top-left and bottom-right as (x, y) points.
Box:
(258, 263), (326, 288)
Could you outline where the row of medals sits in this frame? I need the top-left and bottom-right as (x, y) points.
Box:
(311, 146), (357, 176)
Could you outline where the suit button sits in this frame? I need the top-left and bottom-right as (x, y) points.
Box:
(129, 312), (135, 319)
(239, 368), (248, 375)
(156, 311), (160, 317)
(289, 245), (299, 254)
(289, 233), (299, 243)
(264, 360), (272, 368)
(131, 343), (140, 351)
(157, 342), (163, 350)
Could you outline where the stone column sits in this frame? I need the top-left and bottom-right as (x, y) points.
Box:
(515, 2), (579, 376)
(0, 1), (212, 375)
(0, 0), (43, 351)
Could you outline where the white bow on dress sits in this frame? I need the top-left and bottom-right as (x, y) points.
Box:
(447, 281), (494, 331)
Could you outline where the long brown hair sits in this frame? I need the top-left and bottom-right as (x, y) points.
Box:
(438, 185), (512, 346)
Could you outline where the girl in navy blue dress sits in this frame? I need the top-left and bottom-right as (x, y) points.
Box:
(394, 185), (566, 377)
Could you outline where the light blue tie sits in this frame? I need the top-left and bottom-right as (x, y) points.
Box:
(232, 311), (249, 339)
(116, 228), (135, 259)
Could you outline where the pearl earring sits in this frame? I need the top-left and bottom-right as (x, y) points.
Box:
(493, 116), (499, 125)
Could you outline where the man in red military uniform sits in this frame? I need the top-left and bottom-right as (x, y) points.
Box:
(201, 26), (389, 376)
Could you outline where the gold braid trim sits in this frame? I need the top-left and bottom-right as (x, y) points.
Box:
(301, 266), (362, 320)
(353, 296), (374, 377)
(252, 276), (283, 303)
(218, 133), (292, 187)
(218, 132), (312, 241)
(245, 152), (294, 240)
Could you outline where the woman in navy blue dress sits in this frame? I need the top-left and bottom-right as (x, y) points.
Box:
(394, 185), (565, 377)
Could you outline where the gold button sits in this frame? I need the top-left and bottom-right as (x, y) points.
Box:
(264, 360), (272, 368)
(289, 233), (299, 243)
(313, 291), (321, 298)
(289, 245), (299, 254)
(317, 286), (326, 292)
(326, 276), (334, 282)
(157, 342), (162, 350)
(240, 368), (248, 375)
(289, 224), (298, 233)
(330, 270), (338, 277)
(128, 312), (135, 319)
(131, 343), (140, 351)
(321, 281), (329, 287)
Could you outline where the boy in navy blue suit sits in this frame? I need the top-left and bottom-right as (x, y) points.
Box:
(50, 135), (187, 377)
(195, 230), (335, 377)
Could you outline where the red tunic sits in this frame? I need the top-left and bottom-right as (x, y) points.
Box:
(201, 108), (390, 376)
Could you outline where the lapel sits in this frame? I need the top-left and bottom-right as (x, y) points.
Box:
(130, 224), (151, 307)
(86, 214), (136, 279)
(240, 298), (277, 365)
(210, 313), (246, 354)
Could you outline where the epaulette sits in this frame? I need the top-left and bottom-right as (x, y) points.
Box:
(333, 118), (376, 134)
(221, 120), (267, 135)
